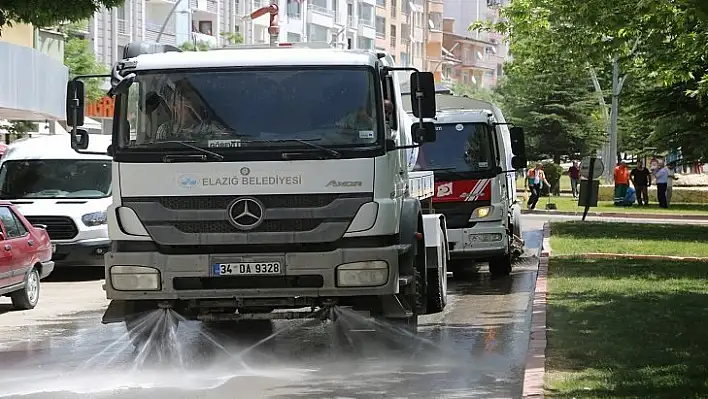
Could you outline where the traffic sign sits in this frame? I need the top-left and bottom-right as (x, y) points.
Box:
(580, 157), (604, 180)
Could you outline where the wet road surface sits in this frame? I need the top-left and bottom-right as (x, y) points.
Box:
(0, 219), (545, 399)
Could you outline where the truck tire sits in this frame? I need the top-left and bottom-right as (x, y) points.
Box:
(426, 252), (447, 314)
(489, 252), (512, 277)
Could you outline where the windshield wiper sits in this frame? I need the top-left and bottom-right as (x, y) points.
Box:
(134, 141), (224, 161)
(249, 139), (342, 159)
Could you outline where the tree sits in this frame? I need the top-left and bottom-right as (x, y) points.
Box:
(0, 0), (124, 34)
(220, 31), (244, 46)
(0, 121), (37, 144)
(180, 40), (212, 51)
(64, 36), (108, 103)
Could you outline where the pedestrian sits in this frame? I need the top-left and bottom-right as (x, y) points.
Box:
(526, 163), (550, 210)
(666, 162), (679, 206)
(654, 161), (669, 208)
(630, 161), (651, 206)
(613, 160), (630, 206)
(568, 160), (580, 198)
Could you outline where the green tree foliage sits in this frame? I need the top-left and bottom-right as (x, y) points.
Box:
(64, 36), (108, 103)
(0, 0), (124, 34)
(0, 121), (37, 144)
(220, 31), (244, 45)
(180, 40), (212, 51)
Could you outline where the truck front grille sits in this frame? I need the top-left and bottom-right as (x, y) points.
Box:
(24, 216), (79, 240)
(133, 194), (352, 210)
(172, 219), (322, 234)
(172, 275), (324, 290)
(122, 193), (373, 246)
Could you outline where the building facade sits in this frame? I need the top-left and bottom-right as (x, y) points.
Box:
(0, 24), (67, 123)
(83, 0), (380, 69)
(439, 0), (508, 88)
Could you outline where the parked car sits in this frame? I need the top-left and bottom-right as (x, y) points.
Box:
(0, 201), (54, 310)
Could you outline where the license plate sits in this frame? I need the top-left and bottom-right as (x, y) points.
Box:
(212, 262), (282, 276)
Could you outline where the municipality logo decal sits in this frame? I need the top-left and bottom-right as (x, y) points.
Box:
(177, 174), (199, 188)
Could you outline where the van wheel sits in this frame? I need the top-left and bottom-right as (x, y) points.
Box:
(11, 267), (40, 310)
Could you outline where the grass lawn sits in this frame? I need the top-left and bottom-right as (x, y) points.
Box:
(551, 221), (708, 257)
(541, 196), (708, 216)
(546, 257), (708, 398)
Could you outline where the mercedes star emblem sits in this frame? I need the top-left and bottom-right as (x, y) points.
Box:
(227, 197), (265, 230)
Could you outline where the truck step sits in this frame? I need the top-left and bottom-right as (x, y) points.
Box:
(398, 275), (414, 287)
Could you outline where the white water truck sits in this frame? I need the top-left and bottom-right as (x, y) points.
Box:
(400, 86), (527, 278)
(64, 37), (451, 345)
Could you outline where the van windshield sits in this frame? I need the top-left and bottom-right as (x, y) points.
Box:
(414, 123), (495, 173)
(0, 160), (112, 199)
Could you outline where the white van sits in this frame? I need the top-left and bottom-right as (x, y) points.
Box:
(0, 134), (112, 267)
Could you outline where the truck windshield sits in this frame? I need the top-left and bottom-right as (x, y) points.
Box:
(0, 160), (112, 199)
(415, 123), (494, 172)
(117, 67), (381, 150)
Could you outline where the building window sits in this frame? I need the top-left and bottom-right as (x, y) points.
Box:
(390, 0), (397, 17)
(375, 16), (386, 38)
(199, 21), (213, 35)
(287, 1), (302, 18)
(429, 12), (442, 31)
(307, 23), (329, 42)
(357, 37), (374, 50)
(400, 52), (409, 66)
(287, 33), (302, 42)
(376, 0), (386, 7)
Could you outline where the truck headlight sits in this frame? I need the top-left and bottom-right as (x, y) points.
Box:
(110, 265), (161, 291)
(472, 206), (492, 219)
(82, 211), (107, 227)
(336, 261), (389, 287)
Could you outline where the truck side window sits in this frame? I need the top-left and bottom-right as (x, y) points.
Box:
(384, 75), (398, 131)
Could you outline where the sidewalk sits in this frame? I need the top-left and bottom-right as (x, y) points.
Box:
(521, 208), (708, 221)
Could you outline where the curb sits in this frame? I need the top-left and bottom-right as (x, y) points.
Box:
(521, 209), (708, 221)
(522, 222), (550, 399)
(554, 253), (708, 262)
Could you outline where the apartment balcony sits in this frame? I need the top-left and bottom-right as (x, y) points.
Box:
(376, 30), (385, 39)
(360, 0), (377, 6)
(145, 21), (177, 45)
(428, 29), (442, 44)
(191, 31), (218, 47)
(308, 4), (335, 28)
(348, 16), (359, 29)
(358, 19), (376, 39)
(189, 0), (218, 14)
(427, 0), (443, 13)
(462, 56), (497, 71)
(390, 35), (396, 48)
(117, 19), (129, 35)
(413, 25), (424, 42)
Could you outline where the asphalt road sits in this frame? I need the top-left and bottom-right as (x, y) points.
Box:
(0, 218), (545, 399)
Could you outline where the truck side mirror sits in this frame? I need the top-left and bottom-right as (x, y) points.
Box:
(511, 156), (527, 170)
(509, 126), (525, 156)
(411, 122), (436, 144)
(66, 80), (85, 127)
(72, 128), (90, 150)
(409, 72), (436, 118)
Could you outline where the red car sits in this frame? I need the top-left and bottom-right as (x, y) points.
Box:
(0, 201), (54, 310)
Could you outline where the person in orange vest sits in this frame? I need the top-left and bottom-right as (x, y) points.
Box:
(613, 160), (630, 205)
(527, 163), (550, 210)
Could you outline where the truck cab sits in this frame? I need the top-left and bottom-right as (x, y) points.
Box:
(401, 90), (526, 277)
(64, 41), (450, 344)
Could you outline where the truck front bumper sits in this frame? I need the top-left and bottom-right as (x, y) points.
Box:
(448, 224), (508, 260)
(104, 245), (406, 300)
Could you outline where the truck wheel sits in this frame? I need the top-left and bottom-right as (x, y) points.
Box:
(426, 253), (447, 313)
(489, 252), (512, 277)
(11, 267), (40, 310)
